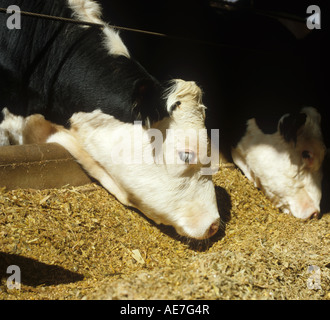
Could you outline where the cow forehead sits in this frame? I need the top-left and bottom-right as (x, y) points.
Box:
(164, 80), (206, 118)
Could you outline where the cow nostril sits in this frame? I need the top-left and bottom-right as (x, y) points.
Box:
(311, 211), (320, 219)
(208, 220), (220, 237)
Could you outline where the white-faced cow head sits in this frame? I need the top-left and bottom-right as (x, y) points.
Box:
(39, 80), (221, 239)
(1, 80), (220, 239)
(232, 107), (326, 219)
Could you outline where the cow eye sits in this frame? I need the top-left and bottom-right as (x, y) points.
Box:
(169, 101), (181, 114)
(302, 150), (311, 159)
(178, 151), (196, 164)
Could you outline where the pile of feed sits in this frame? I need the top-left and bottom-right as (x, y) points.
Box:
(0, 165), (329, 300)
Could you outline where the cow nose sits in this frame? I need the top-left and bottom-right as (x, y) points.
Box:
(208, 219), (220, 237)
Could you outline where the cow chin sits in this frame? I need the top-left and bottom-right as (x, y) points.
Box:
(133, 200), (221, 240)
(162, 204), (220, 240)
(258, 177), (321, 220)
(174, 216), (221, 240)
(289, 205), (319, 220)
(286, 188), (321, 220)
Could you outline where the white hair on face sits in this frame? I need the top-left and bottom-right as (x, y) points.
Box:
(164, 79), (206, 126)
(66, 0), (130, 57)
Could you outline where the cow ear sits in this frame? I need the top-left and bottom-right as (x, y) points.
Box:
(132, 79), (166, 125)
(278, 112), (307, 143)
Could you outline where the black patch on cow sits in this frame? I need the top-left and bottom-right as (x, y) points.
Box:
(131, 78), (165, 122)
(255, 116), (280, 135)
(278, 112), (307, 144)
(0, 0), (168, 128)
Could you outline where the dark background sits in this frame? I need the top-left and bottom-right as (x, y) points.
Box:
(98, 0), (328, 150)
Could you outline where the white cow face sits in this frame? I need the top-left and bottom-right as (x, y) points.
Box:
(232, 107), (326, 219)
(46, 80), (220, 239)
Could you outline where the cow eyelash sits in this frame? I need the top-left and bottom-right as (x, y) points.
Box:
(302, 150), (311, 159)
(178, 151), (196, 164)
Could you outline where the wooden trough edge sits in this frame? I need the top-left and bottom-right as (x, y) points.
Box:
(0, 143), (93, 190)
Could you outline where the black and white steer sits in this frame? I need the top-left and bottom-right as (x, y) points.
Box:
(0, 0), (220, 239)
